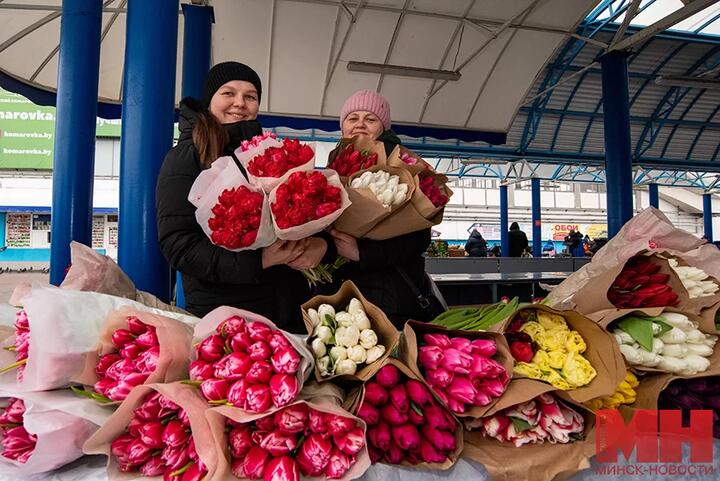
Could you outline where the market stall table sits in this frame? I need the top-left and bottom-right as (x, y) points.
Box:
(431, 272), (572, 304)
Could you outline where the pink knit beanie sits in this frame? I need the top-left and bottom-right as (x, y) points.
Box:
(340, 90), (391, 130)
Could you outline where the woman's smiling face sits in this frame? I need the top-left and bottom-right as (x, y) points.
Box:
(209, 80), (260, 124)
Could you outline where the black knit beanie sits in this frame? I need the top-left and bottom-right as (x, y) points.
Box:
(202, 61), (262, 107)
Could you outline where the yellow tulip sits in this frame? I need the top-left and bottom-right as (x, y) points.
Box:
(520, 321), (546, 341)
(537, 311), (569, 331)
(513, 362), (543, 379)
(562, 351), (597, 387)
(565, 331), (587, 353)
(537, 328), (570, 352)
(547, 350), (567, 370)
(542, 369), (572, 390)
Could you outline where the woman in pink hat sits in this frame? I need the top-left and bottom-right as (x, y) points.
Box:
(328, 90), (437, 328)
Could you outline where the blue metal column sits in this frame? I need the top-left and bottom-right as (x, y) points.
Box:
(500, 184), (509, 257)
(531, 178), (541, 258)
(174, 3), (214, 309)
(704, 193), (713, 242)
(600, 50), (634, 238)
(49, 0), (102, 285)
(648, 183), (659, 208)
(118, 0), (179, 300)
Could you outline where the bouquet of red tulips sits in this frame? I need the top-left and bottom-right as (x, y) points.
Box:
(190, 307), (313, 413)
(608, 255), (679, 308)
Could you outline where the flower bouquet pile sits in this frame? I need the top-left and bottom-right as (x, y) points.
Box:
(607, 255), (678, 308)
(667, 258), (719, 298)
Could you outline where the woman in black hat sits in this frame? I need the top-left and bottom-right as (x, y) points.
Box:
(156, 62), (335, 331)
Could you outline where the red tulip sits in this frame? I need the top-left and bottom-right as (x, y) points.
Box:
(162, 420), (190, 448)
(389, 384), (409, 413)
(105, 358), (136, 381)
(111, 328), (136, 349)
(418, 345), (444, 371)
(196, 334), (225, 362)
(367, 421), (391, 450)
(274, 403), (308, 434)
(406, 379), (434, 407)
(356, 402), (379, 426)
(423, 333), (452, 348)
(107, 380), (135, 401)
(248, 341), (272, 361)
(259, 431), (298, 456)
(111, 432), (134, 460)
(138, 421), (164, 449)
(215, 352), (253, 380)
(268, 331), (292, 351)
(230, 332), (252, 352)
(187, 437), (199, 462)
(368, 445), (383, 464)
(270, 348), (301, 375)
(246, 322), (272, 342)
(227, 378), (250, 408)
(127, 316), (149, 335)
(408, 407), (424, 425)
(119, 341), (143, 360)
(380, 403), (408, 426)
(419, 439), (446, 463)
(308, 408), (327, 434)
(126, 417), (144, 437)
(136, 329), (159, 348)
(231, 459), (246, 478)
(385, 441), (405, 464)
(218, 316), (246, 336)
(509, 341), (534, 363)
(178, 408), (191, 427)
(136, 346), (160, 373)
(422, 425), (456, 452)
(1, 426), (36, 462)
(123, 371), (151, 387)
(255, 414), (276, 432)
(246, 360), (273, 384)
(189, 360), (214, 381)
(161, 444), (191, 471)
(181, 462), (207, 481)
(325, 448), (351, 479)
(375, 365), (401, 388)
(269, 373), (299, 408)
(264, 455), (299, 481)
(296, 433), (332, 476)
(245, 384), (273, 412)
(140, 455), (167, 476)
(96, 353), (122, 376)
(200, 378), (229, 402)
(229, 425), (254, 458)
(393, 423), (420, 451)
(424, 403), (456, 431)
(134, 393), (162, 420)
(127, 437), (153, 465)
(93, 378), (115, 397)
(363, 381), (388, 406)
(242, 446), (270, 479)
(326, 413), (356, 436)
(334, 426), (365, 455)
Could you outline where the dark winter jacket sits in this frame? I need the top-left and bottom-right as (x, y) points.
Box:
(327, 131), (434, 328)
(508, 223), (529, 257)
(155, 99), (334, 332)
(465, 230), (488, 257)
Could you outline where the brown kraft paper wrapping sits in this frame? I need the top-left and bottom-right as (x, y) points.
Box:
(205, 397), (370, 481)
(302, 280), (400, 384)
(698, 301), (720, 334)
(72, 306), (194, 397)
(463, 378), (596, 481)
(400, 320), (513, 419)
(498, 304), (626, 404)
(333, 165), (416, 238)
(82, 382), (218, 481)
(363, 171), (452, 241)
(346, 357), (464, 470)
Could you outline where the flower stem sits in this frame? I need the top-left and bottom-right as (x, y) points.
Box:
(0, 359), (26, 374)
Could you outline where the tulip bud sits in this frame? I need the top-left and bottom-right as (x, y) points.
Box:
(182, 462), (208, 481)
(334, 426), (365, 455)
(318, 304), (336, 323)
(248, 341), (272, 361)
(255, 413), (276, 432)
(365, 345), (385, 364)
(123, 371), (151, 387)
(335, 325), (360, 348)
(196, 335), (225, 363)
(442, 348), (473, 375)
(136, 345), (160, 373)
(268, 331), (292, 351)
(419, 439), (446, 463)
(245, 384), (273, 413)
(335, 311), (354, 327)
(368, 445), (383, 464)
(449, 337), (473, 354)
(424, 402), (456, 431)
(296, 433), (332, 476)
(329, 346), (347, 363)
(162, 420), (190, 448)
(363, 382), (388, 406)
(325, 447), (351, 479)
(470, 338), (497, 358)
(138, 421), (164, 449)
(326, 413), (357, 435)
(425, 367), (454, 388)
(385, 441), (405, 464)
(264, 455), (299, 481)
(367, 421), (391, 451)
(219, 315), (246, 336)
(107, 381), (135, 401)
(105, 358), (136, 382)
(317, 356), (331, 376)
(352, 311), (372, 331)
(215, 352), (253, 380)
(127, 316), (148, 335)
(406, 379), (434, 407)
(307, 308), (321, 327)
(314, 325), (334, 345)
(111, 328), (136, 349)
(246, 360), (273, 384)
(422, 424), (456, 452)
(447, 376), (476, 405)
(229, 425), (254, 458)
(423, 333), (452, 348)
(127, 438), (153, 465)
(375, 364), (401, 388)
(271, 348), (301, 375)
(335, 359), (357, 375)
(230, 332), (252, 352)
(311, 338), (327, 358)
(140, 455), (167, 476)
(275, 403), (308, 434)
(93, 378), (116, 398)
(392, 423), (420, 451)
(357, 402), (380, 426)
(308, 408), (327, 433)
(136, 329), (159, 348)
(359, 329), (378, 349)
(380, 403), (408, 426)
(259, 431), (298, 456)
(242, 446), (270, 479)
(189, 360), (214, 381)
(389, 384), (409, 413)
(347, 345), (367, 364)
(110, 433), (134, 460)
(418, 345), (445, 371)
(269, 373), (299, 408)
(200, 378), (229, 402)
(226, 379), (249, 408)
(246, 322), (272, 342)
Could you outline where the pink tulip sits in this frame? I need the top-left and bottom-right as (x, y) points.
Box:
(449, 337), (472, 354)
(325, 447), (351, 479)
(375, 364), (401, 388)
(422, 425), (456, 452)
(178, 408), (191, 427)
(215, 352), (253, 380)
(334, 426), (365, 455)
(96, 353), (122, 376)
(472, 389), (493, 407)
(196, 334), (225, 362)
(218, 316), (246, 336)
(406, 379), (434, 407)
(1, 426), (36, 462)
(259, 431), (298, 456)
(441, 348), (472, 375)
(200, 378), (229, 402)
(140, 455), (167, 476)
(134, 393), (162, 420)
(127, 316), (148, 335)
(269, 373), (299, 408)
(123, 371), (151, 387)
(246, 360), (273, 384)
(136, 329), (159, 348)
(446, 397), (466, 413)
(136, 346), (160, 373)
(356, 403), (379, 426)
(162, 420), (190, 448)
(271, 348), (301, 375)
(111, 433), (134, 460)
(111, 328), (136, 349)
(363, 382), (388, 406)
(119, 342), (143, 360)
(392, 423), (420, 451)
(296, 433), (332, 476)
(380, 403), (408, 426)
(419, 439), (446, 463)
(162, 444), (191, 471)
(189, 360), (214, 381)
(248, 341), (272, 361)
(470, 339), (497, 357)
(423, 333), (452, 348)
(138, 421), (164, 449)
(246, 322), (272, 342)
(424, 403), (456, 431)
(418, 345), (444, 371)
(14, 310), (29, 330)
(476, 378), (507, 398)
(243, 446), (270, 479)
(274, 403), (308, 434)
(127, 438), (153, 465)
(107, 380), (134, 401)
(368, 421), (391, 451)
(408, 407), (424, 425)
(227, 378), (250, 408)
(230, 332), (252, 352)
(385, 441), (405, 464)
(308, 408), (326, 433)
(229, 425), (254, 457)
(255, 414), (276, 432)
(105, 358), (136, 381)
(469, 356), (504, 379)
(126, 417), (144, 437)
(269, 331), (292, 351)
(181, 462), (207, 481)
(389, 384), (409, 413)
(245, 384), (273, 412)
(264, 455), (299, 481)
(447, 377), (476, 405)
(0, 398), (25, 424)
(326, 413), (356, 435)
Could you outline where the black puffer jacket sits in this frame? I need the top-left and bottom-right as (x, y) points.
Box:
(465, 230), (488, 257)
(156, 100), (332, 332)
(327, 130), (433, 328)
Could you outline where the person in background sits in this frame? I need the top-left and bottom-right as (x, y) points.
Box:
(465, 229), (488, 257)
(508, 222), (529, 257)
(155, 61), (335, 332)
(564, 230), (585, 257)
(542, 239), (556, 257)
(488, 244), (501, 257)
(329, 90), (438, 327)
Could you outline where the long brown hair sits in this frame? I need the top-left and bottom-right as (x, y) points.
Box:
(192, 109), (228, 168)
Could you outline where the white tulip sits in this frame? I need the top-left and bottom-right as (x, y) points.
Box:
(353, 311), (372, 331)
(660, 343), (687, 358)
(658, 313), (695, 332)
(314, 325), (334, 344)
(317, 356), (331, 376)
(638, 349), (661, 367)
(347, 345), (367, 364)
(311, 338), (327, 358)
(348, 298), (363, 315)
(335, 311), (354, 327)
(620, 344), (643, 364)
(613, 330), (634, 345)
(365, 345), (386, 364)
(335, 359), (357, 375)
(329, 346), (348, 363)
(656, 356), (686, 374)
(318, 304), (336, 325)
(335, 325), (360, 348)
(307, 308), (320, 327)
(684, 343), (713, 357)
(359, 329), (378, 349)
(651, 338), (664, 354)
(682, 354), (710, 374)
(659, 327), (687, 344)
(685, 329), (707, 344)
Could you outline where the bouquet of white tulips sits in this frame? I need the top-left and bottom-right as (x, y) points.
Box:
(307, 298), (386, 377)
(667, 258), (720, 298)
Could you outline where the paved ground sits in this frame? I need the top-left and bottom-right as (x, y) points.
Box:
(0, 272), (48, 305)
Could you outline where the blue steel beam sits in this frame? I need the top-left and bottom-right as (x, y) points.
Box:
(500, 185), (509, 257)
(686, 103), (720, 160)
(648, 183), (659, 208)
(659, 88), (707, 158)
(531, 178), (541, 258)
(521, 106), (720, 129)
(704, 193), (714, 242)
